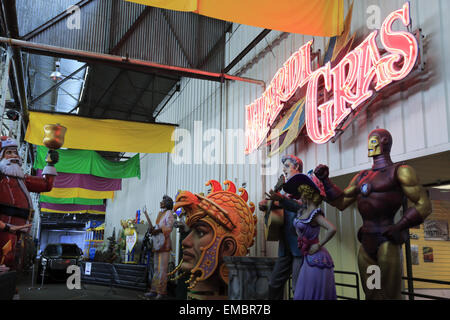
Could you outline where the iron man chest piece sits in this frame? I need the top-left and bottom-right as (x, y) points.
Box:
(360, 183), (372, 197)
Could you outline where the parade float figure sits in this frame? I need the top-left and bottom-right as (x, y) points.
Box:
(283, 172), (337, 300)
(260, 155), (304, 299)
(147, 195), (174, 300)
(314, 128), (432, 299)
(0, 136), (58, 270)
(123, 219), (138, 264)
(171, 180), (257, 300)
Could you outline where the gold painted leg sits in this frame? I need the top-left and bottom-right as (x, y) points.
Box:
(357, 245), (378, 300)
(377, 241), (402, 300)
(357, 242), (402, 300)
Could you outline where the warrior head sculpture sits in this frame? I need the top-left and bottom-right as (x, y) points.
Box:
(171, 180), (257, 293)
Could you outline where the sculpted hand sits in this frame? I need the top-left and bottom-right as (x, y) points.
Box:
(314, 164), (329, 180)
(173, 221), (186, 232)
(173, 221), (182, 228)
(308, 243), (321, 255)
(258, 199), (268, 212)
(10, 223), (32, 233)
(265, 190), (284, 201)
(382, 225), (408, 244)
(46, 150), (59, 166)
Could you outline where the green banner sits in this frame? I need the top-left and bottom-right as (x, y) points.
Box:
(39, 195), (104, 206)
(34, 146), (141, 179)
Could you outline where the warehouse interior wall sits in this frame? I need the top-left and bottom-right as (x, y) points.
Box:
(103, 0), (450, 299)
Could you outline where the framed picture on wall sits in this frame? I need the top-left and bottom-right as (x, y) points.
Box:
(424, 219), (449, 241)
(423, 247), (434, 262)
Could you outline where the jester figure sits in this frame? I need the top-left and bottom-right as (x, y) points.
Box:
(314, 128), (432, 299)
(171, 180), (257, 300)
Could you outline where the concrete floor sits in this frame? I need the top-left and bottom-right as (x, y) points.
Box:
(15, 272), (147, 300)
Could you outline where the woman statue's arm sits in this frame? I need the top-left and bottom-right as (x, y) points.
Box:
(315, 214), (337, 248)
(308, 213), (337, 254)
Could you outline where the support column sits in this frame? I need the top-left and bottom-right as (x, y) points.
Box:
(0, 49), (11, 129)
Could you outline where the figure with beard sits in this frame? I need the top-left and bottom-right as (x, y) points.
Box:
(0, 136), (58, 270)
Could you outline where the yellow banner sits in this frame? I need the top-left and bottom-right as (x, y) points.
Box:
(126, 0), (344, 37)
(41, 208), (106, 215)
(42, 188), (114, 200)
(25, 111), (175, 154)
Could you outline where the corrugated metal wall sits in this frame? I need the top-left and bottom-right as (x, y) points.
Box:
(105, 0), (450, 299)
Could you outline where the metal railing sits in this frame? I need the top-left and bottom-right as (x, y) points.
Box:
(288, 269), (361, 300)
(334, 270), (360, 300)
(402, 277), (450, 300)
(287, 272), (450, 300)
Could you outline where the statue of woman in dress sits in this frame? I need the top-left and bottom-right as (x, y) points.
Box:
(283, 172), (337, 300)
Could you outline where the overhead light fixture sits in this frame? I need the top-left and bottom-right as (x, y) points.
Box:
(50, 61), (63, 82)
(6, 110), (20, 121)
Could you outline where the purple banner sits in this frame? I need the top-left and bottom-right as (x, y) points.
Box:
(40, 202), (106, 213)
(38, 170), (121, 191)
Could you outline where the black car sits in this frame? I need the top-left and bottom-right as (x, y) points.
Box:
(37, 243), (83, 282)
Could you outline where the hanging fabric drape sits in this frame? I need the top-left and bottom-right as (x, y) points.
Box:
(39, 195), (104, 206)
(41, 188), (114, 200)
(125, 0), (344, 37)
(40, 202), (106, 215)
(25, 111), (175, 154)
(37, 170), (122, 191)
(34, 146), (140, 179)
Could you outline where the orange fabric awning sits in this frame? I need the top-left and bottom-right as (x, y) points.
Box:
(126, 0), (344, 37)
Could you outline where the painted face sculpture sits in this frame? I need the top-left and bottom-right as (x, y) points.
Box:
(172, 180), (257, 290)
(367, 128), (393, 157)
(281, 155), (303, 179)
(368, 135), (381, 157)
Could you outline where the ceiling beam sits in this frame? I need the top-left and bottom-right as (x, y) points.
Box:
(197, 23), (232, 70)
(223, 28), (271, 74)
(160, 10), (195, 68)
(0, 37), (266, 87)
(110, 7), (152, 55)
(153, 83), (179, 119)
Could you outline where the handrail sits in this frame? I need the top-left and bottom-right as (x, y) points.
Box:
(288, 270), (361, 300)
(401, 291), (450, 300)
(334, 270), (360, 300)
(401, 276), (450, 300)
(402, 276), (450, 286)
(288, 273), (450, 300)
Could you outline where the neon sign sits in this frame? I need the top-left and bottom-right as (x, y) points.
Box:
(245, 2), (418, 153)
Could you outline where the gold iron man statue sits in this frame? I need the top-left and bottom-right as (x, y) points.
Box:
(314, 128), (431, 299)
